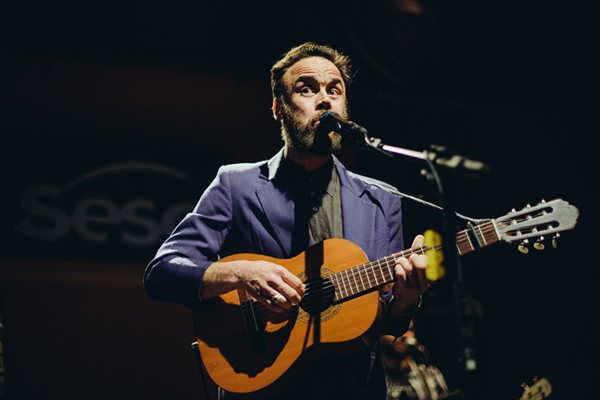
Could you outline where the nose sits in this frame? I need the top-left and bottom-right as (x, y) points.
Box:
(315, 89), (332, 111)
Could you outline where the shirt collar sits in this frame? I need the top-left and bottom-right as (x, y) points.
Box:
(280, 153), (337, 196)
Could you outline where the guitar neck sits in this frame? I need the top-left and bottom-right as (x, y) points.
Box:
(332, 219), (500, 302)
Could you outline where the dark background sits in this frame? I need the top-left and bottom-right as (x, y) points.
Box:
(0, 1), (597, 399)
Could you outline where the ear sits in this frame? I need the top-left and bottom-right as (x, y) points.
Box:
(271, 98), (281, 120)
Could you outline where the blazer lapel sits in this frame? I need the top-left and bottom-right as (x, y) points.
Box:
(255, 151), (380, 259)
(255, 150), (295, 257)
(335, 158), (378, 258)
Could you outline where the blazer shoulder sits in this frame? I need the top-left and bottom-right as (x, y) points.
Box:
(216, 159), (268, 181)
(346, 170), (399, 198)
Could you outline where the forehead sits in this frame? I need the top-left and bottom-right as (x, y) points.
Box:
(283, 56), (344, 87)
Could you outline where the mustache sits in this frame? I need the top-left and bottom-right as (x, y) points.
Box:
(314, 110), (348, 129)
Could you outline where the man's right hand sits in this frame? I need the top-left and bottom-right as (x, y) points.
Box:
(202, 260), (305, 313)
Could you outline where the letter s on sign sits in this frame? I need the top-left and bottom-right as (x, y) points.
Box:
(15, 186), (70, 240)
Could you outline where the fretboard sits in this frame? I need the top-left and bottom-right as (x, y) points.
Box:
(332, 219), (499, 302)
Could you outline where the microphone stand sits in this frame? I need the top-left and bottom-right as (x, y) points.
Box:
(342, 128), (487, 399)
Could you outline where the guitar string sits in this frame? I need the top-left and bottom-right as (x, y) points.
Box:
(249, 244), (447, 320)
(243, 220), (547, 320)
(341, 222), (505, 296)
(246, 223), (515, 320)
(248, 221), (523, 319)
(249, 219), (512, 318)
(249, 280), (337, 319)
(338, 219), (517, 297)
(254, 239), (470, 320)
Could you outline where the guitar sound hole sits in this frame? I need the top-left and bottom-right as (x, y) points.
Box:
(299, 277), (335, 315)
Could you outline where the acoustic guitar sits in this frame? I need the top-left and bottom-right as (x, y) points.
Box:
(193, 199), (578, 396)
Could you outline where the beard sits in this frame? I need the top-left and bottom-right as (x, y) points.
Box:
(279, 100), (344, 155)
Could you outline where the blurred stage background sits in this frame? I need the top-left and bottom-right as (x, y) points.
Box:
(0, 1), (597, 399)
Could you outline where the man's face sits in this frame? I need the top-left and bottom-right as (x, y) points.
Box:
(279, 56), (348, 154)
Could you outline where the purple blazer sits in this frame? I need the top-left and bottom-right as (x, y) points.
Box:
(144, 149), (405, 309)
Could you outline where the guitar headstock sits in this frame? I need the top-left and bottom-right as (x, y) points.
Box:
(519, 377), (552, 400)
(495, 199), (579, 253)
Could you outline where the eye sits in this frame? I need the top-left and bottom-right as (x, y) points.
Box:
(327, 84), (343, 96)
(300, 86), (315, 95)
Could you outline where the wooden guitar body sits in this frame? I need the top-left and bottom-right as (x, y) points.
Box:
(194, 238), (382, 396)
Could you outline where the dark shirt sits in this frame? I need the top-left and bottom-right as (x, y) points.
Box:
(279, 156), (344, 245)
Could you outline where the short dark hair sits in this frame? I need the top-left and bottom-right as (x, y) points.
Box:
(270, 42), (354, 99)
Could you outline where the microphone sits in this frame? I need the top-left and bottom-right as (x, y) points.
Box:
(318, 111), (390, 154)
(319, 112), (488, 176)
(318, 111), (369, 138)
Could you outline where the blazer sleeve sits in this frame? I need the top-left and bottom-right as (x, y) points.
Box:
(143, 166), (233, 309)
(380, 194), (414, 336)
(386, 194), (404, 256)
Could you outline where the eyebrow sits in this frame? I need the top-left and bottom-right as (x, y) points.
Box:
(294, 76), (344, 88)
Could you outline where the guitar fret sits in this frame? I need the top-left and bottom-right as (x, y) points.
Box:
(365, 266), (372, 289)
(464, 231), (473, 253)
(352, 267), (361, 291)
(350, 268), (360, 294)
(332, 273), (340, 301)
(372, 261), (380, 286)
(345, 269), (353, 296)
(385, 257), (393, 282)
(362, 264), (371, 290)
(484, 221), (500, 244)
(335, 272), (347, 299)
(340, 270), (347, 297)
(458, 230), (471, 255)
(343, 271), (350, 298)
(357, 266), (366, 291)
(342, 270), (350, 297)
(335, 273), (344, 301)
(476, 224), (487, 246)
(378, 259), (386, 284)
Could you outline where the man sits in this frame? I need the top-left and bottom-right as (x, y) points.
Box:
(144, 42), (430, 400)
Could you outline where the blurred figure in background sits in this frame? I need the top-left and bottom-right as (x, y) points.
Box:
(380, 321), (454, 400)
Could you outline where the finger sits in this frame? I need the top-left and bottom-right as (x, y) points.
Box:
(246, 283), (287, 313)
(411, 234), (425, 249)
(278, 266), (306, 295)
(271, 280), (302, 307)
(411, 254), (430, 291)
(409, 253), (427, 272)
(261, 285), (292, 311)
(394, 263), (408, 283)
(395, 257), (413, 275)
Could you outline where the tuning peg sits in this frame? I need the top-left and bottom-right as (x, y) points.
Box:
(552, 233), (560, 248)
(526, 203), (532, 209)
(518, 239), (530, 254)
(534, 236), (545, 250)
(540, 199), (546, 204)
